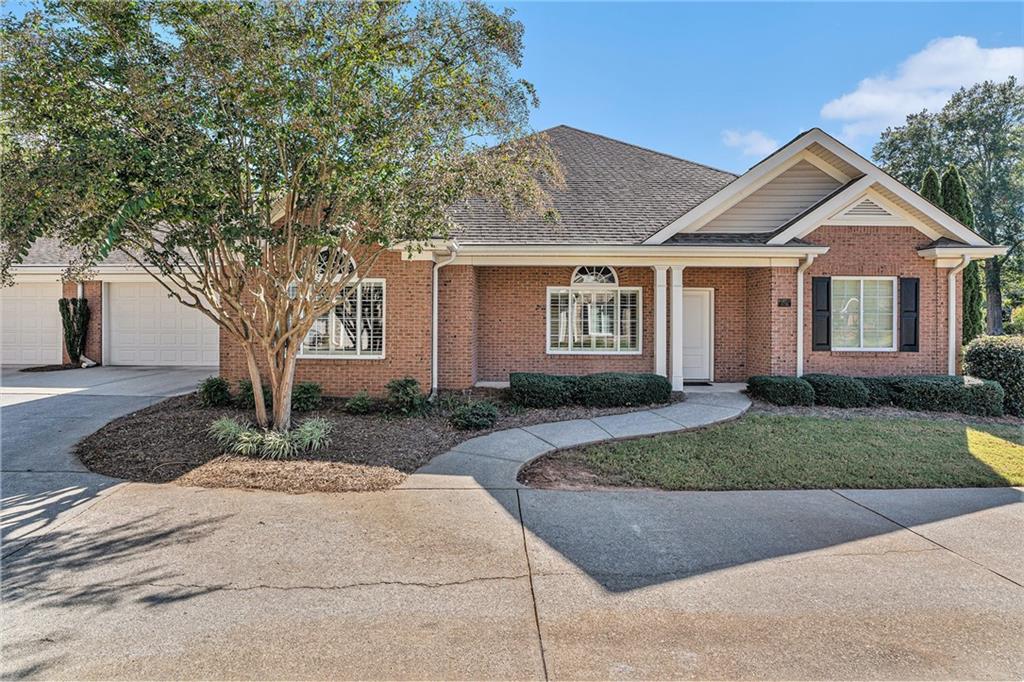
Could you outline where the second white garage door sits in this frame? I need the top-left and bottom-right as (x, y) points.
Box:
(1, 282), (62, 366)
(108, 282), (219, 366)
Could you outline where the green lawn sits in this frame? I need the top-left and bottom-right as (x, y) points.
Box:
(550, 415), (1024, 490)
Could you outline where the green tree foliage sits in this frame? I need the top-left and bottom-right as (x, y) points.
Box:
(919, 167), (942, 205)
(1, 1), (562, 429)
(874, 78), (1024, 334)
(939, 166), (985, 343)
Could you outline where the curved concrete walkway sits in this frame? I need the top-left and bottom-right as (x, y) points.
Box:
(400, 391), (751, 490)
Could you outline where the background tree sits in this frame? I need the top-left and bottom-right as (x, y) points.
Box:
(939, 165), (985, 343)
(919, 167), (941, 204)
(874, 78), (1024, 333)
(1, 0), (562, 429)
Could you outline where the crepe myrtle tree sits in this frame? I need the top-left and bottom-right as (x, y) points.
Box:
(1, 0), (562, 429)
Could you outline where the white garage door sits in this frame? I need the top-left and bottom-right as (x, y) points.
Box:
(108, 282), (219, 366)
(1, 282), (63, 366)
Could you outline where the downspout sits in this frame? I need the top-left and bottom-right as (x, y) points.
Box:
(430, 243), (460, 399)
(948, 255), (971, 375)
(795, 254), (816, 377)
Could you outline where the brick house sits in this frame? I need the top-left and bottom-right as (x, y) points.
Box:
(4, 127), (1006, 395)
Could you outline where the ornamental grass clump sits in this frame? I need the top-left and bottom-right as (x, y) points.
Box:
(207, 417), (333, 460)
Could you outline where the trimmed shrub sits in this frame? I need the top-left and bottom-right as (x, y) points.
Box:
(964, 335), (1024, 416)
(887, 375), (1004, 417)
(858, 376), (895, 407)
(291, 382), (323, 412)
(386, 377), (428, 415)
(509, 373), (579, 408)
(573, 372), (672, 408)
(747, 376), (814, 406)
(450, 400), (499, 430)
(344, 390), (374, 415)
(803, 374), (870, 408)
(235, 379), (272, 410)
(197, 376), (232, 407)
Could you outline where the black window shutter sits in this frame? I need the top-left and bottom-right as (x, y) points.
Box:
(899, 277), (920, 352)
(811, 277), (831, 351)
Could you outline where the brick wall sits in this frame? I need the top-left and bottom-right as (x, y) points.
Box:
(474, 266), (656, 382)
(438, 264), (478, 389)
(801, 225), (957, 376)
(219, 251), (433, 397)
(744, 267), (797, 377)
(683, 268), (749, 382)
(61, 280), (103, 364)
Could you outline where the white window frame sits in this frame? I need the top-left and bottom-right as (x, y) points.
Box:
(546, 285), (643, 355)
(830, 276), (898, 352)
(297, 278), (386, 360)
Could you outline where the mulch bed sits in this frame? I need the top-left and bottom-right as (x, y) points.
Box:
(20, 363), (92, 372)
(76, 392), (680, 494)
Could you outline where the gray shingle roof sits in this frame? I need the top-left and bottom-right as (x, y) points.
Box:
(665, 231), (810, 246)
(450, 125), (737, 245)
(919, 237), (969, 249)
(17, 238), (137, 266)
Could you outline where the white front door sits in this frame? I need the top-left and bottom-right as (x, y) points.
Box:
(1, 282), (63, 366)
(108, 282), (219, 366)
(681, 289), (713, 382)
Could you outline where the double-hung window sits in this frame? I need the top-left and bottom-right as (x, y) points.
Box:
(300, 280), (386, 358)
(547, 266), (641, 354)
(830, 276), (896, 351)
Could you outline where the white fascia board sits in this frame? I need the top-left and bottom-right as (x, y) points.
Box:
(766, 176), (876, 245)
(919, 246), (1008, 260)
(449, 243), (828, 268)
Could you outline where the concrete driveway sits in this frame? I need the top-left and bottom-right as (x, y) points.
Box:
(1, 365), (214, 547)
(2, 367), (1023, 679)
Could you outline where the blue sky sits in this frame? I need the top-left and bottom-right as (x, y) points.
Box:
(6, 1), (1021, 174)
(507, 2), (1023, 172)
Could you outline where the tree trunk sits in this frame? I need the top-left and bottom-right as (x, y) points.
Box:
(243, 344), (270, 428)
(985, 257), (1004, 335)
(272, 352), (298, 431)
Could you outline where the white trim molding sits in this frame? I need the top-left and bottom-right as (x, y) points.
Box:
(670, 265), (685, 391)
(829, 276), (899, 353)
(653, 265), (668, 377)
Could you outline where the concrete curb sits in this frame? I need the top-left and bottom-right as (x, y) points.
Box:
(398, 392), (752, 490)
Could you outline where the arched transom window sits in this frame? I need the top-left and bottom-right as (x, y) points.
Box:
(572, 265), (618, 285)
(548, 266), (641, 354)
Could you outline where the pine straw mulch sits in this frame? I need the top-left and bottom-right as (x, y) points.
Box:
(75, 391), (679, 495)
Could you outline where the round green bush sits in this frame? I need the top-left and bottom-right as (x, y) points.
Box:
(291, 381), (323, 412)
(235, 379), (272, 409)
(746, 376), (814, 406)
(857, 377), (895, 407)
(449, 400), (499, 430)
(802, 374), (870, 408)
(197, 376), (232, 407)
(344, 390), (374, 415)
(964, 335), (1024, 416)
(386, 377), (428, 415)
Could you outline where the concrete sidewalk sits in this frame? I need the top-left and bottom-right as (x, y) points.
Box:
(401, 391), (751, 490)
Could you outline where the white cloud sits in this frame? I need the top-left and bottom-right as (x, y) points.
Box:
(821, 36), (1024, 142)
(721, 129), (779, 157)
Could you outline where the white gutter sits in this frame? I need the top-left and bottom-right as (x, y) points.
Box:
(795, 254), (816, 377)
(430, 244), (460, 398)
(948, 255), (972, 376)
(452, 243), (830, 257)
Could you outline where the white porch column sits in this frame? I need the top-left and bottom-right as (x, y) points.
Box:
(670, 265), (685, 391)
(653, 266), (668, 377)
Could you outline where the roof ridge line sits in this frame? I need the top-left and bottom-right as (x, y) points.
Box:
(541, 124), (739, 178)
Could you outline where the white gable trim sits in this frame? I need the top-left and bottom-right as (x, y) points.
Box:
(646, 128), (989, 247)
(821, 188), (942, 240)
